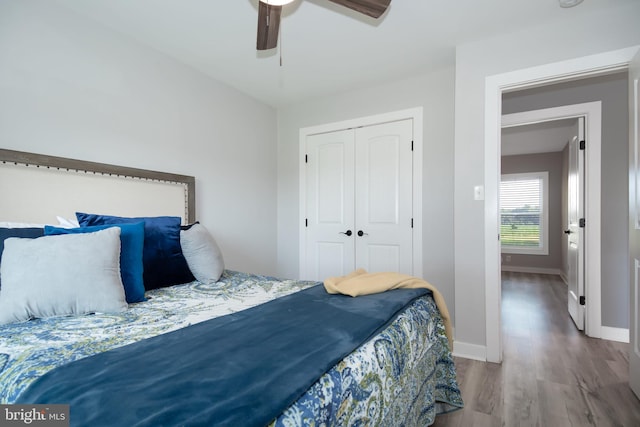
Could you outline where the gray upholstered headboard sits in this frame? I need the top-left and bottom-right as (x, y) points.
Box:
(0, 149), (195, 224)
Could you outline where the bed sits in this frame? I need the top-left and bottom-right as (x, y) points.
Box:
(0, 149), (463, 426)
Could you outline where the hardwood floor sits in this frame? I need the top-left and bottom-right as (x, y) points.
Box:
(433, 272), (640, 427)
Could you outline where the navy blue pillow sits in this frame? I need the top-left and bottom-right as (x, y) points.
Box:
(76, 213), (194, 290)
(44, 223), (146, 303)
(0, 227), (45, 289)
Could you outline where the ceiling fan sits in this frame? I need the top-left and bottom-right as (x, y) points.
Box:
(257, 0), (392, 50)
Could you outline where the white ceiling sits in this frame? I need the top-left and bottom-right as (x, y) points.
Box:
(501, 119), (578, 156)
(52, 0), (625, 107)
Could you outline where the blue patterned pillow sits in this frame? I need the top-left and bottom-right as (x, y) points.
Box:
(45, 223), (146, 303)
(0, 227), (45, 289)
(76, 213), (194, 290)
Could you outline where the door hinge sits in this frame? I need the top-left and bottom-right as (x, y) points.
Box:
(411, 141), (414, 151)
(579, 218), (585, 228)
(579, 295), (586, 305)
(579, 140), (586, 150)
(305, 218), (308, 227)
(305, 154), (308, 163)
(411, 218), (414, 228)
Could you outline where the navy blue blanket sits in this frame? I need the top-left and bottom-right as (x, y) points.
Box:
(17, 285), (429, 426)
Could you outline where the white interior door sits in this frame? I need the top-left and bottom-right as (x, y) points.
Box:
(629, 49), (640, 399)
(305, 130), (355, 280)
(354, 119), (413, 274)
(567, 117), (586, 330)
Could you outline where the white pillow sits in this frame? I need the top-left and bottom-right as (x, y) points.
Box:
(180, 223), (224, 283)
(0, 227), (127, 325)
(56, 215), (80, 228)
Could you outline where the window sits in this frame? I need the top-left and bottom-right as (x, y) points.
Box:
(500, 171), (548, 255)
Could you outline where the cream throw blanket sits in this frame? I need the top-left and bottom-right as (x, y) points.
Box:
(324, 269), (453, 350)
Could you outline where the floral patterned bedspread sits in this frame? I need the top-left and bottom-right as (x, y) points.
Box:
(0, 270), (462, 425)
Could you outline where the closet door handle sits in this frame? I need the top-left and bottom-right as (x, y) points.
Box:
(357, 230), (368, 237)
(564, 230), (572, 234)
(340, 230), (353, 236)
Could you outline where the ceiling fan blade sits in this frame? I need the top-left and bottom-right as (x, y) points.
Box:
(326, 0), (391, 19)
(257, 1), (282, 50)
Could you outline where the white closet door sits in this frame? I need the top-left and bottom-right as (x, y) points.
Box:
(305, 130), (356, 280)
(354, 119), (413, 274)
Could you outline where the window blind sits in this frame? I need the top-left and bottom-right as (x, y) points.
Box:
(500, 177), (542, 249)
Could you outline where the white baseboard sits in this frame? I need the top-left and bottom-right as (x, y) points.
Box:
(560, 272), (568, 284)
(501, 266), (563, 276)
(600, 326), (629, 343)
(452, 341), (487, 361)
(453, 330), (628, 362)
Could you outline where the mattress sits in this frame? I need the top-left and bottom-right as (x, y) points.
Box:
(0, 270), (463, 425)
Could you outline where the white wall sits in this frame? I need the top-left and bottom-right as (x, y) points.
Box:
(277, 67), (457, 319)
(0, 0), (279, 275)
(454, 1), (640, 351)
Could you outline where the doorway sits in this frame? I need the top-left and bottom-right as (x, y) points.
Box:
(501, 103), (601, 335)
(484, 48), (637, 363)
